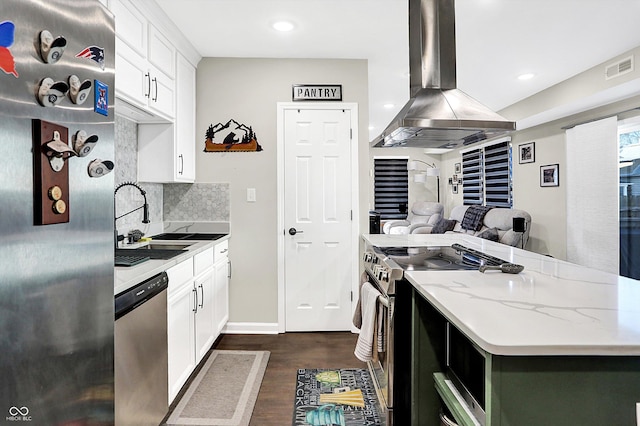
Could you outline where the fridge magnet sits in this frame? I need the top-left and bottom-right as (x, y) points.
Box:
(68, 75), (92, 105)
(87, 159), (114, 178)
(540, 163), (559, 187)
(94, 79), (108, 116)
(0, 20), (19, 77)
(204, 119), (263, 152)
(452, 184), (458, 194)
(519, 141), (535, 164)
(38, 30), (67, 64)
(37, 77), (69, 107)
(76, 45), (105, 70)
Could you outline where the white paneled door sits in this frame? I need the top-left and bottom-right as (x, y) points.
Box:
(283, 108), (353, 331)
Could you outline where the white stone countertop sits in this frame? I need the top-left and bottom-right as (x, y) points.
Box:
(114, 234), (230, 296)
(362, 233), (640, 356)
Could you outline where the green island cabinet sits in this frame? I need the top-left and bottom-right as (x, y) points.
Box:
(408, 287), (640, 426)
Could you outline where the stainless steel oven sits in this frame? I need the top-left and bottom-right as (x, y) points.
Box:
(362, 243), (506, 425)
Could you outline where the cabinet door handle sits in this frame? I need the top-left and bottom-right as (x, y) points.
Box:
(228, 259), (232, 279)
(144, 72), (151, 98)
(152, 77), (158, 102)
(192, 287), (198, 313)
(198, 284), (204, 308)
(178, 154), (184, 175)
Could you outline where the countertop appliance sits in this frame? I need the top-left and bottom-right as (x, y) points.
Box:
(115, 272), (169, 426)
(0, 1), (116, 423)
(362, 242), (507, 425)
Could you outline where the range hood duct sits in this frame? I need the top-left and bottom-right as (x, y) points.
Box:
(372, 0), (516, 149)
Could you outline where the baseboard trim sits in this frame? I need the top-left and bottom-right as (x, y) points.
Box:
(222, 322), (280, 334)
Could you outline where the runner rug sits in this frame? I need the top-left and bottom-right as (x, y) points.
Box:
(292, 368), (383, 426)
(165, 350), (270, 426)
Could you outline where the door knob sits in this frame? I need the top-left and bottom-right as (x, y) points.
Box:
(288, 227), (303, 235)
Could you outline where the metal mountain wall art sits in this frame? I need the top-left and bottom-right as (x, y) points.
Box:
(204, 119), (263, 152)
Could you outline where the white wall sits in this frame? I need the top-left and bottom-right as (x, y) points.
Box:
(196, 58), (369, 325)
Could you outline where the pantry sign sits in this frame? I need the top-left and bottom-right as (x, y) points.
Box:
(292, 84), (342, 101)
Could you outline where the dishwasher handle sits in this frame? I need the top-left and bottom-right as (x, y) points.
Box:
(115, 272), (168, 320)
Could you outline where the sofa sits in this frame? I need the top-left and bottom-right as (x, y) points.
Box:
(413, 205), (532, 248)
(382, 201), (444, 235)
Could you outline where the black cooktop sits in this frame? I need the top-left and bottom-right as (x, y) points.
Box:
(152, 232), (227, 241)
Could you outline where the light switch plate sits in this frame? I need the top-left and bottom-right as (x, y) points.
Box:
(247, 188), (256, 202)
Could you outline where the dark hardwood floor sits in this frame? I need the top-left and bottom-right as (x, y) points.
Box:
(214, 332), (367, 426)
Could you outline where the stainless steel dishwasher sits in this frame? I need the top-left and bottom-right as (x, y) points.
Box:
(115, 272), (169, 426)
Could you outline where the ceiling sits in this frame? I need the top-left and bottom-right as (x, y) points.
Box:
(155, 0), (640, 141)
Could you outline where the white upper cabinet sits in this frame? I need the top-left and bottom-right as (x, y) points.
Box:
(110, 0), (200, 183)
(110, 0), (175, 121)
(174, 53), (196, 182)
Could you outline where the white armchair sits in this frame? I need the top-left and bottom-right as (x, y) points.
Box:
(382, 201), (444, 234)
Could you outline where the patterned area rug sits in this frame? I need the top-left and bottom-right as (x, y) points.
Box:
(165, 350), (269, 426)
(292, 368), (383, 426)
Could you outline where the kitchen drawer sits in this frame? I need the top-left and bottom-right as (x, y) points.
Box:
(213, 240), (228, 263)
(194, 246), (214, 277)
(166, 257), (193, 295)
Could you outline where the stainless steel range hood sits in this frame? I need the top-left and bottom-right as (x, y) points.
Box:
(372, 0), (515, 149)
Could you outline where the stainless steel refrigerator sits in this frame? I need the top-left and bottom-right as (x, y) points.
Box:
(0, 0), (115, 424)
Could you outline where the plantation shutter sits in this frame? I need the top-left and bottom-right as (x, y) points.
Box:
(374, 158), (408, 220)
(462, 139), (512, 208)
(462, 149), (483, 205)
(484, 141), (512, 207)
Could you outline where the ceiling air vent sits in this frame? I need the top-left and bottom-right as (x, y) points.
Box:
(605, 56), (634, 80)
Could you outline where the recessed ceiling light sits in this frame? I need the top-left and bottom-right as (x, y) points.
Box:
(384, 103), (395, 109)
(273, 21), (295, 32)
(518, 73), (535, 81)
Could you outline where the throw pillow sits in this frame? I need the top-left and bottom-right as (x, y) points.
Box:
(431, 218), (456, 234)
(477, 227), (499, 242)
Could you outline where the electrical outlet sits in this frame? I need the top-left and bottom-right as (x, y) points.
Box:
(247, 188), (256, 202)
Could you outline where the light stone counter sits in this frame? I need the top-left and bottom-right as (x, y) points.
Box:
(114, 235), (230, 296)
(362, 233), (640, 356)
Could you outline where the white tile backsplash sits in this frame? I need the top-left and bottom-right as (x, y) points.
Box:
(115, 115), (229, 236)
(164, 183), (230, 221)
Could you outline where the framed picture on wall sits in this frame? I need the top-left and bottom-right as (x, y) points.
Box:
(519, 142), (535, 164)
(454, 162), (461, 173)
(452, 184), (458, 194)
(540, 163), (559, 187)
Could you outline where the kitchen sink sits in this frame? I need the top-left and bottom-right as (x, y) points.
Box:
(152, 232), (227, 241)
(139, 243), (192, 251)
(115, 243), (190, 260)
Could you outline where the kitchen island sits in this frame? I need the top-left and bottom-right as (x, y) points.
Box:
(362, 233), (640, 426)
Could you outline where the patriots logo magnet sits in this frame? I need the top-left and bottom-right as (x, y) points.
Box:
(0, 21), (18, 77)
(76, 45), (105, 69)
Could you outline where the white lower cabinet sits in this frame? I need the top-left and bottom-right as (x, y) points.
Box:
(213, 248), (229, 334)
(166, 257), (196, 404)
(194, 266), (215, 364)
(167, 245), (223, 404)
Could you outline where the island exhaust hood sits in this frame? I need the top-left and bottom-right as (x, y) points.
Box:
(372, 0), (516, 149)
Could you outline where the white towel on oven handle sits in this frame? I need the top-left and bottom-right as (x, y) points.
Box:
(354, 281), (381, 362)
